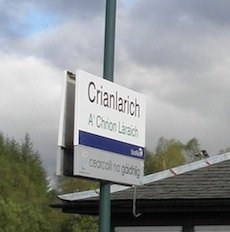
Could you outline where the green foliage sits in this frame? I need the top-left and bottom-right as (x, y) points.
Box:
(155, 137), (185, 171)
(144, 150), (155, 175)
(61, 215), (98, 232)
(0, 133), (47, 203)
(0, 132), (62, 231)
(54, 176), (100, 231)
(57, 176), (98, 194)
(144, 137), (201, 174)
(183, 138), (201, 162)
(0, 132), (100, 231)
(0, 200), (52, 232)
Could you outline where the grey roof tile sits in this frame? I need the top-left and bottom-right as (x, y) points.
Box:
(111, 160), (230, 200)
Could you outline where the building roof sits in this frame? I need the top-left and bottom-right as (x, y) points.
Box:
(59, 152), (230, 201)
(53, 152), (230, 215)
(112, 158), (230, 201)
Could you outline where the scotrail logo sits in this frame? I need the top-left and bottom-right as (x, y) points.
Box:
(131, 148), (144, 158)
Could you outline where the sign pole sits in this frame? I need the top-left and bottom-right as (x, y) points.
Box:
(103, 0), (116, 82)
(100, 0), (116, 232)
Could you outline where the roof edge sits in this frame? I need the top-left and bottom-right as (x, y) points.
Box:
(142, 152), (230, 184)
(58, 152), (230, 202)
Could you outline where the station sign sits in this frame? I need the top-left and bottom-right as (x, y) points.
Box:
(73, 70), (146, 185)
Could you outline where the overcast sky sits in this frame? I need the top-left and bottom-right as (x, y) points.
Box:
(1, 0), (230, 177)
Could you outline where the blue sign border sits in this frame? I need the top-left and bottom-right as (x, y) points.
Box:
(79, 130), (144, 159)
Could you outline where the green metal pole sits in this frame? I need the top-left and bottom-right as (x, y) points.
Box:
(100, 0), (116, 232)
(103, 0), (116, 82)
(99, 181), (111, 232)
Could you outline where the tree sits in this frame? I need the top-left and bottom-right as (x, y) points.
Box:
(0, 199), (52, 232)
(0, 133), (61, 231)
(56, 176), (98, 194)
(183, 138), (201, 162)
(155, 137), (186, 170)
(54, 175), (99, 232)
(20, 133), (33, 156)
(60, 215), (98, 232)
(144, 149), (155, 175)
(144, 137), (202, 174)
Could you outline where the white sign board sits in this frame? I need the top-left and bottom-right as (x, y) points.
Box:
(74, 70), (146, 185)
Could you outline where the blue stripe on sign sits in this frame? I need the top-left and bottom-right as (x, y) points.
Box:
(79, 130), (144, 159)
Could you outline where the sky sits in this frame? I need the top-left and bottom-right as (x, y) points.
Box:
(1, 0), (230, 177)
